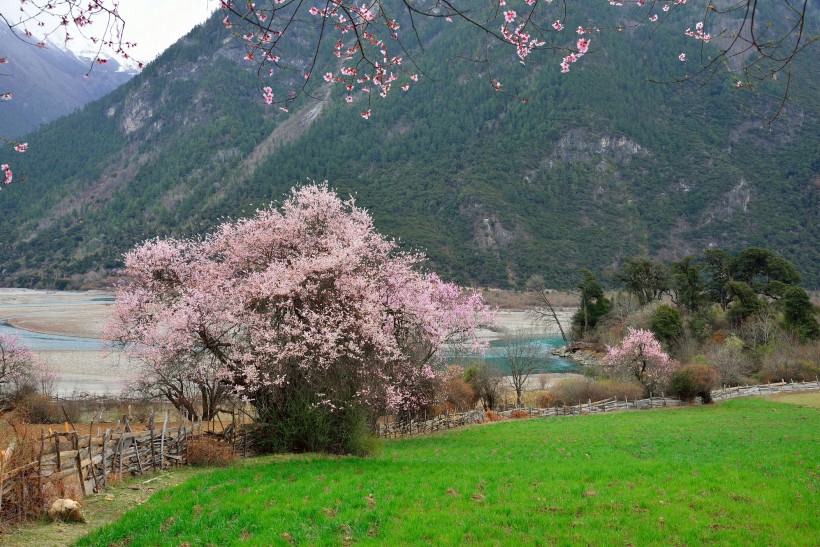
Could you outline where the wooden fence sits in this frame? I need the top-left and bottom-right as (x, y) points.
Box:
(377, 379), (820, 438)
(710, 379), (819, 400)
(0, 410), (209, 521)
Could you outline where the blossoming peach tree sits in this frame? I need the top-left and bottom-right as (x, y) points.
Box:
(105, 183), (493, 453)
(0, 333), (56, 399)
(604, 327), (678, 396)
(1, 0), (815, 183)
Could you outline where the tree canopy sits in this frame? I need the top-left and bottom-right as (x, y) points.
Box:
(106, 183), (492, 452)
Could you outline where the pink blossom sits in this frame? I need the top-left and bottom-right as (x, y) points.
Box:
(605, 328), (678, 395)
(106, 184), (492, 417)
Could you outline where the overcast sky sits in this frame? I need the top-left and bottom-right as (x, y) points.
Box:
(0, 0), (218, 62)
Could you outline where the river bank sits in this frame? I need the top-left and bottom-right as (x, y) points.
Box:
(0, 289), (583, 395)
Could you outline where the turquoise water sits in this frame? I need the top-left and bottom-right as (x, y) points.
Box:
(0, 321), (105, 351)
(457, 335), (580, 374)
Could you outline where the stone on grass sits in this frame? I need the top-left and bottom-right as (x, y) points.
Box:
(48, 498), (85, 522)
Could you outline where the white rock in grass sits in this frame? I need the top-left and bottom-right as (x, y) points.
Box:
(48, 498), (84, 522)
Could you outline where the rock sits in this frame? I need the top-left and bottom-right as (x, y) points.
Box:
(48, 498), (85, 522)
(550, 345), (606, 367)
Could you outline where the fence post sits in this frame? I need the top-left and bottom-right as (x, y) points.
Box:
(149, 412), (156, 471)
(73, 432), (86, 497)
(101, 429), (110, 487)
(53, 432), (61, 472)
(85, 422), (99, 493)
(37, 430), (44, 502)
(160, 411), (169, 469)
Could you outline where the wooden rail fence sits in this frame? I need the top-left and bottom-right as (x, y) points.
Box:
(0, 410), (209, 520)
(377, 379), (820, 438)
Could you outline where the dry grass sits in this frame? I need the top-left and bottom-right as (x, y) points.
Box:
(0, 416), (47, 527)
(186, 437), (237, 467)
(541, 378), (645, 408)
(762, 391), (820, 409)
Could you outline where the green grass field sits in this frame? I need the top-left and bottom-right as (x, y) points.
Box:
(78, 398), (818, 546)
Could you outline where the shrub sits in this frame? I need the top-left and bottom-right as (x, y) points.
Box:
(442, 377), (476, 412)
(485, 411), (503, 422)
(709, 336), (756, 386)
(758, 338), (820, 383)
(186, 437), (236, 467)
(0, 417), (45, 523)
(534, 392), (556, 408)
(10, 387), (62, 423)
(509, 410), (531, 419)
(253, 396), (376, 456)
(548, 377), (644, 407)
(670, 364), (720, 403)
(650, 305), (683, 347)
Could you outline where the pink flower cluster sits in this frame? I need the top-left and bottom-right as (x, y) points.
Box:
(1, 164), (12, 185)
(685, 21), (711, 42)
(223, 0), (687, 112)
(0, 333), (35, 386)
(604, 328), (678, 394)
(107, 183), (492, 415)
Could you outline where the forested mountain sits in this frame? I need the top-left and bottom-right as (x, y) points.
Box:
(0, 5), (817, 289)
(0, 26), (137, 138)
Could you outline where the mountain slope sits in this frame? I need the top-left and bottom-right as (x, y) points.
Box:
(0, 26), (137, 138)
(0, 8), (817, 289)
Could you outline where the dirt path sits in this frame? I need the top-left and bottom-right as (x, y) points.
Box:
(1, 467), (206, 546)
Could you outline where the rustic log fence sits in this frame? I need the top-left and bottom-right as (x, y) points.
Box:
(377, 379), (820, 438)
(0, 410), (210, 520)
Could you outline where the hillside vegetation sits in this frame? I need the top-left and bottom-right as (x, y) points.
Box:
(0, 5), (818, 288)
(78, 398), (819, 545)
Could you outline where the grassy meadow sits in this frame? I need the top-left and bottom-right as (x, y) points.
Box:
(77, 397), (818, 546)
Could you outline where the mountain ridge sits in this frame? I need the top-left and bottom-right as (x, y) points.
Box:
(0, 8), (817, 289)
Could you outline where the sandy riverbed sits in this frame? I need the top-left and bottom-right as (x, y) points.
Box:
(0, 289), (576, 340)
(0, 288), (112, 338)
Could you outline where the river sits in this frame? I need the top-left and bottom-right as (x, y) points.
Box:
(0, 289), (580, 395)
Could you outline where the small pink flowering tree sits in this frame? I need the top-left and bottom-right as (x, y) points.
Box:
(106, 183), (492, 453)
(0, 333), (54, 400)
(604, 328), (678, 396)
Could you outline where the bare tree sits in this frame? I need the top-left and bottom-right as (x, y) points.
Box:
(708, 336), (756, 386)
(117, 351), (233, 422)
(464, 361), (502, 411)
(496, 329), (544, 407)
(525, 275), (570, 345)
